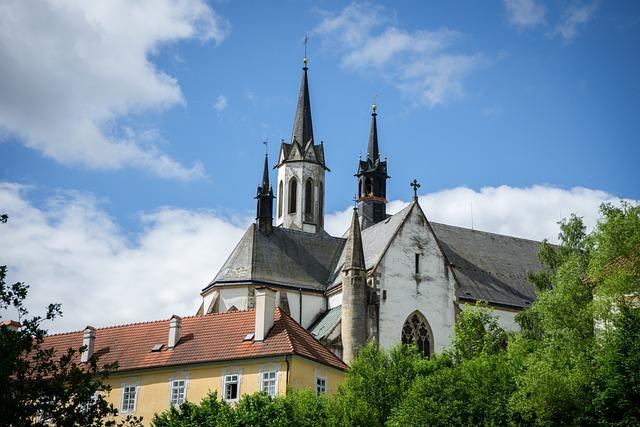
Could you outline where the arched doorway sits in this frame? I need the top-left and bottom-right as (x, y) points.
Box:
(401, 311), (433, 357)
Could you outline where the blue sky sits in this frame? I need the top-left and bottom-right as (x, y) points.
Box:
(1, 0), (639, 330)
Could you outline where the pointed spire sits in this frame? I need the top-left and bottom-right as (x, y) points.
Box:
(291, 59), (314, 147)
(368, 103), (379, 161)
(261, 153), (270, 189)
(343, 208), (366, 270)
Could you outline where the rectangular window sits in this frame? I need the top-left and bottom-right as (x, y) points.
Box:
(260, 371), (278, 396)
(415, 253), (420, 275)
(315, 377), (326, 395)
(121, 385), (137, 413)
(224, 374), (239, 401)
(170, 379), (186, 406)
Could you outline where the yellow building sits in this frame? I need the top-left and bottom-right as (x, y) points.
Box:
(43, 288), (346, 424)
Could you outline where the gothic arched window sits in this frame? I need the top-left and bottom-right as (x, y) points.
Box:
(401, 311), (432, 357)
(304, 179), (314, 215)
(278, 180), (283, 218)
(288, 177), (297, 214)
(365, 178), (373, 196)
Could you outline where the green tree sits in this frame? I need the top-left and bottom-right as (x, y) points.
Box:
(329, 342), (431, 427)
(0, 215), (139, 426)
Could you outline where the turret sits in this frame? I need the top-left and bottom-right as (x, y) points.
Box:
(357, 103), (389, 229)
(341, 208), (368, 364)
(256, 153), (274, 234)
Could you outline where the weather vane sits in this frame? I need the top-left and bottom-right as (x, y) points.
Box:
(353, 194), (358, 209)
(372, 93), (378, 113)
(262, 138), (268, 155)
(410, 179), (421, 201)
(303, 34), (309, 66)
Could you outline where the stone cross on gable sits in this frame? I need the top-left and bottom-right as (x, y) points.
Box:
(410, 179), (421, 201)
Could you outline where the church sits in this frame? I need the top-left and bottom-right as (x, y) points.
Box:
(197, 56), (544, 364)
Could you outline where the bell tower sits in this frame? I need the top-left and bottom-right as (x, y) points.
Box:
(275, 55), (328, 233)
(357, 103), (389, 229)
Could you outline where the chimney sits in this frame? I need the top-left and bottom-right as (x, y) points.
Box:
(167, 315), (182, 349)
(255, 287), (276, 341)
(81, 326), (96, 363)
(1, 320), (20, 331)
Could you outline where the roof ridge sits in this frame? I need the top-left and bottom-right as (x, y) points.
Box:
(429, 221), (545, 244)
(46, 309), (260, 337)
(275, 226), (344, 241)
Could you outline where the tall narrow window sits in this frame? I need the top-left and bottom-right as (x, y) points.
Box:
(260, 370), (278, 396)
(278, 180), (283, 217)
(401, 311), (432, 357)
(319, 182), (324, 220)
(415, 253), (420, 275)
(170, 379), (186, 406)
(315, 377), (327, 395)
(121, 385), (137, 413)
(365, 178), (373, 196)
(304, 179), (313, 215)
(288, 178), (297, 214)
(224, 374), (239, 401)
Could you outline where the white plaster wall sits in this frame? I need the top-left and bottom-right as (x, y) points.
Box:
(457, 303), (521, 332)
(220, 287), (249, 312)
(285, 291), (326, 328)
(328, 292), (342, 309)
(201, 289), (218, 314)
(492, 308), (520, 331)
(275, 160), (325, 232)
(377, 207), (457, 353)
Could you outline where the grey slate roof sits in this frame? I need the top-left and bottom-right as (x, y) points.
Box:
(430, 222), (541, 308)
(208, 203), (543, 309)
(206, 224), (345, 292)
(310, 306), (342, 341)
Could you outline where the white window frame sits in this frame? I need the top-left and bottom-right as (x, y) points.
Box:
(259, 369), (279, 397)
(315, 376), (327, 395)
(169, 377), (188, 406)
(222, 370), (242, 402)
(120, 383), (139, 413)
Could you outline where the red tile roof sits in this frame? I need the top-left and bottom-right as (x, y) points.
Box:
(42, 309), (347, 372)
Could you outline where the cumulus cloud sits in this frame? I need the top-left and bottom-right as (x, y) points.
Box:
(213, 95), (228, 112)
(0, 0), (230, 180)
(0, 183), (246, 332)
(503, 0), (546, 29)
(313, 3), (485, 107)
(325, 185), (631, 243)
(1, 183), (632, 333)
(551, 2), (599, 44)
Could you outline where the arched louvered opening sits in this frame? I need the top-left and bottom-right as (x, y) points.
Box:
(401, 311), (433, 357)
(319, 181), (324, 223)
(278, 180), (283, 218)
(304, 178), (314, 215)
(288, 177), (298, 214)
(365, 177), (373, 196)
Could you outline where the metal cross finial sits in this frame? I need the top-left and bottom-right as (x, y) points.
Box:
(303, 34), (309, 66)
(262, 138), (268, 155)
(410, 179), (421, 200)
(353, 194), (358, 210)
(372, 94), (378, 114)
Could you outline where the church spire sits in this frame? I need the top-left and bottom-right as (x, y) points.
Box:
(343, 208), (366, 270)
(291, 58), (314, 147)
(357, 103), (389, 230)
(367, 103), (379, 161)
(256, 152), (274, 234)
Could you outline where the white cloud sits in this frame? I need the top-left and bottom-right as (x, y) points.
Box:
(0, 183), (246, 332)
(313, 3), (484, 107)
(213, 95), (228, 112)
(551, 2), (598, 44)
(1, 183), (632, 333)
(0, 0), (230, 180)
(325, 185), (631, 243)
(503, 0), (546, 29)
